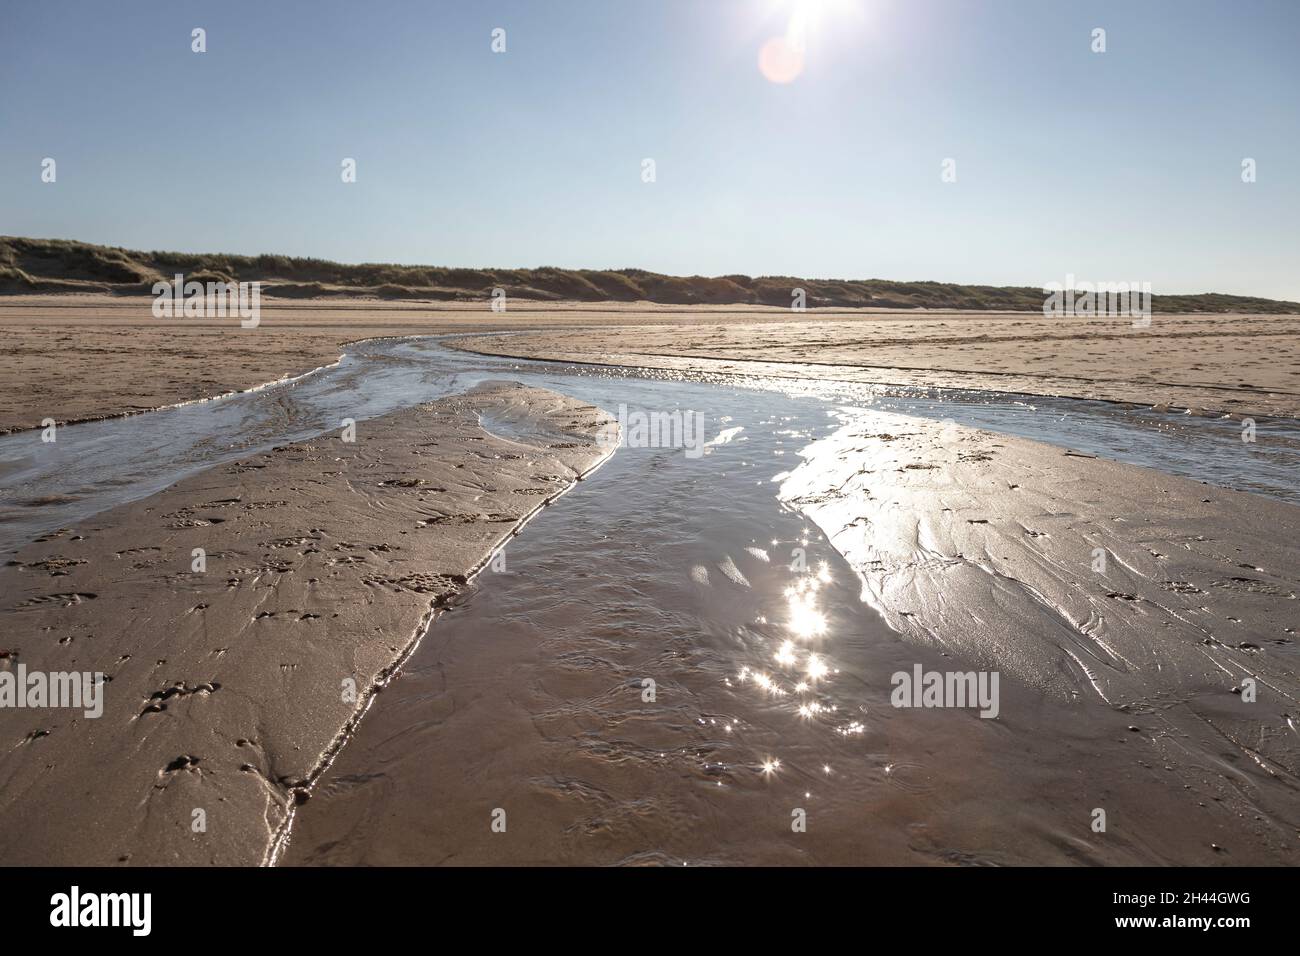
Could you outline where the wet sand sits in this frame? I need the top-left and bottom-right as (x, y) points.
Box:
(283, 403), (1299, 866)
(0, 382), (612, 865)
(782, 412), (1299, 825)
(4, 297), (1299, 434)
(0, 296), (819, 434)
(450, 313), (1300, 420)
(1, 296), (1297, 866)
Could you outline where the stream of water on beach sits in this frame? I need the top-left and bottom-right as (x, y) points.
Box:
(2, 336), (1298, 864)
(3, 335), (1299, 558)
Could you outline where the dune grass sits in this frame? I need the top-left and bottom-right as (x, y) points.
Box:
(3, 235), (1296, 313)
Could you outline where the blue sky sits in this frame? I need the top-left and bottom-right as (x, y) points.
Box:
(3, 0), (1298, 298)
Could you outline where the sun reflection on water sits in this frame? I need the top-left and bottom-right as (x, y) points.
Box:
(784, 561), (832, 639)
(727, 535), (874, 786)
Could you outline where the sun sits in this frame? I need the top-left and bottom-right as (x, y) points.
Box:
(758, 0), (861, 84)
(786, 0), (835, 50)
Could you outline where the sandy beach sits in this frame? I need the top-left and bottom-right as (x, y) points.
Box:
(9, 0), (1300, 935)
(4, 298), (1299, 433)
(0, 381), (611, 864)
(782, 412), (1300, 845)
(0, 296), (1297, 867)
(0, 300), (1294, 868)
(449, 313), (1300, 420)
(282, 406), (1300, 866)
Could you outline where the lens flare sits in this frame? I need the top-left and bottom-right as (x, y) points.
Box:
(758, 35), (804, 84)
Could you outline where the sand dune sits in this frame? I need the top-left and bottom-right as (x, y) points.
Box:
(7, 235), (1296, 312)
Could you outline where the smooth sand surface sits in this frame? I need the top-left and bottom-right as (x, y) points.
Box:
(0, 382), (612, 865)
(4, 297), (1298, 433)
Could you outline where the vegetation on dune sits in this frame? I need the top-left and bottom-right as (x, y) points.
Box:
(2, 235), (1296, 313)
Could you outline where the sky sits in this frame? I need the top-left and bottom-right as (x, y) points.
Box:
(2, 0), (1298, 299)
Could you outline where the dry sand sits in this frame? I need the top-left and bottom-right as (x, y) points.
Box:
(3, 297), (1298, 434)
(0, 382), (612, 865)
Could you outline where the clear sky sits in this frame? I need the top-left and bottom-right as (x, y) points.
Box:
(3, 0), (1298, 299)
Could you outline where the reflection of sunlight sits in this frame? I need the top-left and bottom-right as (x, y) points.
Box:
(745, 669), (788, 697)
(806, 653), (829, 681)
(789, 596), (826, 637)
(798, 700), (827, 718)
(733, 556), (859, 745)
(785, 575), (828, 638)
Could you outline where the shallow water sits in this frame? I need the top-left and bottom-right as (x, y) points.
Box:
(279, 352), (1299, 865)
(281, 395), (1018, 865)
(3, 335), (1298, 864)
(2, 335), (1298, 558)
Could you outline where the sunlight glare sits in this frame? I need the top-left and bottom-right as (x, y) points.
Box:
(759, 0), (862, 84)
